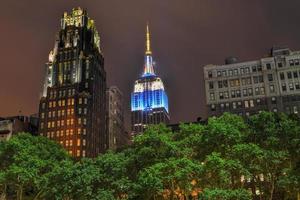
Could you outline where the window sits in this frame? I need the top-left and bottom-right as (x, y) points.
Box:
(217, 71), (222, 77)
(77, 139), (81, 146)
(83, 129), (86, 135)
(260, 87), (265, 95)
(243, 89), (248, 96)
(78, 118), (82, 125)
(40, 122), (44, 129)
(222, 70), (227, 76)
(289, 83), (294, 91)
(296, 82), (300, 90)
(289, 60), (295, 66)
(287, 72), (292, 79)
(219, 92), (224, 100)
(236, 90), (241, 97)
(278, 62), (283, 68)
(77, 150), (80, 157)
(211, 104), (216, 111)
(224, 91), (229, 99)
(233, 102), (237, 109)
(271, 97), (276, 104)
(257, 65), (262, 71)
(82, 150), (86, 157)
(223, 80), (228, 87)
(270, 85), (275, 93)
(250, 100), (254, 107)
(218, 81), (223, 89)
(231, 90), (236, 98)
(85, 82), (88, 88)
(209, 81), (214, 89)
(255, 87), (260, 95)
(41, 113), (45, 119)
(228, 70), (233, 76)
(293, 106), (298, 114)
(208, 71), (213, 78)
(282, 83), (287, 91)
(295, 59), (300, 65)
(280, 73), (285, 80)
(266, 63), (271, 70)
(294, 71), (298, 78)
(252, 66), (257, 72)
(268, 74), (273, 81)
(83, 139), (86, 146)
(84, 98), (88, 104)
(78, 108), (82, 114)
(79, 98), (82, 104)
(244, 101), (249, 108)
(234, 69), (238, 75)
(248, 88), (253, 96)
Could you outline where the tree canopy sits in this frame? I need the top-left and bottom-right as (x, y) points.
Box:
(0, 111), (299, 200)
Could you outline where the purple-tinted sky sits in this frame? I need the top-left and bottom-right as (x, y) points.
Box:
(1, 0), (300, 129)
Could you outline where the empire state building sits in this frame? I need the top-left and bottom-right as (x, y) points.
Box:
(131, 25), (170, 134)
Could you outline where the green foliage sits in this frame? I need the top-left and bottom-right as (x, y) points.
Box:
(0, 112), (299, 200)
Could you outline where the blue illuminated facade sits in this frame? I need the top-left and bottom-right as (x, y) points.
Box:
(131, 25), (170, 134)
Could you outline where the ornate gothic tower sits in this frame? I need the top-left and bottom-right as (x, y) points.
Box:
(38, 8), (107, 158)
(131, 25), (170, 134)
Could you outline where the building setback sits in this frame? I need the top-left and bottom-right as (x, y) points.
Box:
(131, 25), (170, 134)
(38, 8), (107, 158)
(204, 47), (300, 117)
(107, 86), (128, 150)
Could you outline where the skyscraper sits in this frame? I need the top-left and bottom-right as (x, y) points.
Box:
(38, 8), (107, 158)
(131, 25), (170, 134)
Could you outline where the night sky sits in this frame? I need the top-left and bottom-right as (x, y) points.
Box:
(1, 0), (300, 129)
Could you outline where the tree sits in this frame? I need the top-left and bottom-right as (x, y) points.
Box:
(0, 133), (70, 200)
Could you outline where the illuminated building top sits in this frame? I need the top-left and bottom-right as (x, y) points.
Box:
(131, 25), (169, 113)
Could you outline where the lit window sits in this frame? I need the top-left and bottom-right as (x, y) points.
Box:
(61, 120), (64, 126)
(60, 130), (64, 137)
(41, 113), (45, 119)
(62, 110), (65, 116)
(42, 103), (46, 109)
(78, 118), (82, 124)
(49, 102), (52, 108)
(70, 129), (73, 135)
(244, 101), (249, 108)
(83, 129), (86, 135)
(53, 101), (56, 108)
(56, 131), (60, 137)
(66, 140), (69, 147)
(83, 118), (87, 125)
(67, 109), (70, 115)
(66, 130), (69, 136)
(84, 98), (88, 104)
(78, 108), (82, 114)
(58, 100), (61, 107)
(71, 119), (74, 125)
(250, 100), (254, 107)
(84, 108), (87, 114)
(40, 122), (44, 129)
(82, 150), (86, 157)
(79, 98), (82, 104)
(51, 121), (55, 128)
(48, 112), (51, 118)
(58, 110), (61, 117)
(57, 121), (60, 127)
(77, 150), (80, 157)
(69, 151), (72, 155)
(70, 140), (73, 146)
(83, 139), (86, 146)
(77, 139), (81, 146)
(78, 128), (81, 135)
(62, 100), (65, 106)
(71, 109), (74, 115)
(71, 98), (74, 105)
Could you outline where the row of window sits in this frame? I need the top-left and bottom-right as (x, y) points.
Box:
(42, 128), (87, 137)
(42, 98), (88, 109)
(40, 118), (87, 129)
(282, 82), (300, 92)
(49, 89), (75, 99)
(41, 107), (88, 119)
(208, 58), (300, 79)
(280, 70), (300, 80)
(210, 98), (275, 111)
(209, 75), (264, 90)
(210, 87), (268, 101)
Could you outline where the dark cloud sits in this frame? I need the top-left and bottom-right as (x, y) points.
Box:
(1, 0), (300, 129)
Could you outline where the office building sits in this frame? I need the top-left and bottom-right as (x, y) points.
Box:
(38, 8), (107, 158)
(204, 46), (300, 117)
(131, 25), (170, 134)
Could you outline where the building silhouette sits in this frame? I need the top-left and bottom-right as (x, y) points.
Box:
(131, 25), (170, 134)
(107, 86), (129, 150)
(38, 8), (107, 158)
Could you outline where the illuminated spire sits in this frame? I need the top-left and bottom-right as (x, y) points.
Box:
(145, 24), (152, 55)
(143, 24), (155, 77)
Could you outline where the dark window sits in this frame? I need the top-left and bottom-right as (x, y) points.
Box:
(257, 65), (262, 71)
(223, 80), (228, 87)
(248, 88), (253, 96)
(209, 82), (214, 89)
(219, 92), (224, 99)
(258, 75), (264, 83)
(280, 73), (285, 80)
(278, 63), (283, 68)
(295, 59), (300, 65)
(271, 97), (277, 104)
(268, 74), (273, 82)
(218, 81), (223, 89)
(252, 66), (257, 72)
(236, 90), (241, 97)
(287, 72), (292, 79)
(208, 71), (213, 78)
(296, 83), (300, 90)
(294, 71), (298, 78)
(266, 63), (271, 70)
(290, 60), (295, 66)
